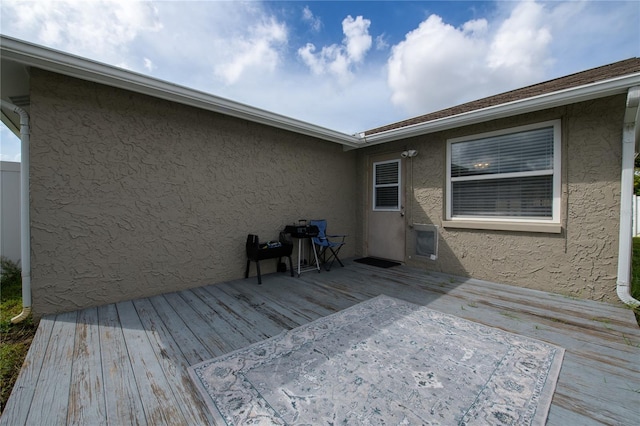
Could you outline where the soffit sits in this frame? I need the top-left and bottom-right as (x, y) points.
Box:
(1, 57), (31, 133)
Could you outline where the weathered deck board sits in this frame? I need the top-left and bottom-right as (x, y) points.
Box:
(67, 307), (105, 425)
(161, 292), (232, 357)
(188, 286), (273, 343)
(214, 282), (306, 331)
(146, 295), (212, 365)
(175, 289), (255, 351)
(131, 298), (214, 425)
(25, 311), (77, 425)
(98, 303), (147, 426)
(0, 313), (56, 425)
(236, 277), (340, 320)
(115, 301), (185, 425)
(2, 260), (639, 425)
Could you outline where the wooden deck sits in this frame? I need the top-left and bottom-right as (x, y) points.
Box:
(2, 260), (639, 425)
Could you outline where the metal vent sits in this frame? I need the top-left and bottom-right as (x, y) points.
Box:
(412, 224), (438, 260)
(9, 95), (30, 107)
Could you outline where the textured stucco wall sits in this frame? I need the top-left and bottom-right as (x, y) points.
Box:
(357, 95), (625, 303)
(1, 161), (21, 263)
(29, 69), (357, 316)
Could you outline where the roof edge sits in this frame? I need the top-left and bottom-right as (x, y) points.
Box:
(358, 72), (640, 146)
(0, 36), (361, 147)
(3, 36), (639, 150)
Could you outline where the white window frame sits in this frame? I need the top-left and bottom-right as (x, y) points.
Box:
(445, 120), (562, 232)
(373, 159), (401, 212)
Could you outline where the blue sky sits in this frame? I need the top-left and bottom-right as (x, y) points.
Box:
(1, 0), (639, 162)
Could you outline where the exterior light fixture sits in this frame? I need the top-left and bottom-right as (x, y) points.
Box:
(401, 150), (418, 158)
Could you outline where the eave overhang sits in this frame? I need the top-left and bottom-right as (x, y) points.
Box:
(0, 36), (362, 148)
(357, 72), (640, 147)
(2, 36), (640, 151)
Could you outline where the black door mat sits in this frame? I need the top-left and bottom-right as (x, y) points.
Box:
(354, 257), (401, 268)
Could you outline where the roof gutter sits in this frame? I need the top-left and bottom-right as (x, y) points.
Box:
(1, 100), (32, 323)
(5, 36), (639, 152)
(0, 35), (362, 148)
(616, 86), (640, 308)
(357, 73), (640, 147)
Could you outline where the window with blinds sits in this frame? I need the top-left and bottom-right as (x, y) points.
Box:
(447, 121), (561, 222)
(373, 160), (401, 211)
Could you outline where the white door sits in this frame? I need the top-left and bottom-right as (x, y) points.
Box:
(367, 153), (405, 261)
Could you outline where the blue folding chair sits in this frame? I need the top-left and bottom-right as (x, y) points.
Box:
(309, 219), (346, 271)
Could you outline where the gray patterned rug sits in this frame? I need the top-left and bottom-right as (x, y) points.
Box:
(189, 295), (564, 425)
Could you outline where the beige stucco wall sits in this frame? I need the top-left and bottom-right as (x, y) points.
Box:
(29, 69), (357, 316)
(27, 67), (627, 314)
(1, 161), (21, 263)
(357, 94), (625, 303)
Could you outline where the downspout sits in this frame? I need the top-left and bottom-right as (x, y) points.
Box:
(616, 86), (640, 308)
(1, 100), (32, 322)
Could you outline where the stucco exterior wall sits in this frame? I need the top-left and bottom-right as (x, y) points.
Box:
(29, 69), (357, 316)
(357, 94), (625, 303)
(1, 161), (21, 263)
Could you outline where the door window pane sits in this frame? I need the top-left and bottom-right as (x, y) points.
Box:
(374, 160), (400, 211)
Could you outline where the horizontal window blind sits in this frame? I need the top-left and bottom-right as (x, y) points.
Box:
(375, 187), (400, 208)
(451, 127), (554, 177)
(374, 160), (400, 210)
(448, 124), (558, 221)
(452, 175), (553, 217)
(376, 162), (399, 185)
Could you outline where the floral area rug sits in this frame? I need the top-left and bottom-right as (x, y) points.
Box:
(189, 295), (564, 425)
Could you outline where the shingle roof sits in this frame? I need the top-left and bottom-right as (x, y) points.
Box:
(366, 58), (640, 135)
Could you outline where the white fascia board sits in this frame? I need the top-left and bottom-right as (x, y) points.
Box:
(359, 73), (640, 146)
(1, 110), (20, 135)
(4, 36), (639, 150)
(0, 36), (361, 147)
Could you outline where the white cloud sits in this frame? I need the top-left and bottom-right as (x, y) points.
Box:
(543, 0), (639, 76)
(143, 58), (156, 73)
(462, 19), (488, 36)
(212, 68), (399, 135)
(0, 0), (636, 139)
(297, 43), (324, 75)
(375, 34), (389, 51)
(387, 1), (556, 115)
(135, 2), (290, 87)
(1, 0), (163, 67)
(342, 15), (372, 63)
(213, 17), (287, 85)
(302, 6), (322, 32)
(1, 0), (289, 86)
(0, 0), (391, 134)
(487, 0), (552, 78)
(298, 15), (372, 85)
(387, 15), (489, 114)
